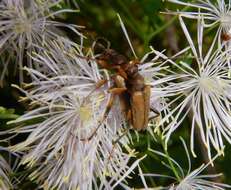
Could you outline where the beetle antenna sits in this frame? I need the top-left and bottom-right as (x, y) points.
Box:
(92, 37), (111, 54)
(117, 14), (138, 59)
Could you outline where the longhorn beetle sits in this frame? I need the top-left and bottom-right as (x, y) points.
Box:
(81, 15), (159, 141)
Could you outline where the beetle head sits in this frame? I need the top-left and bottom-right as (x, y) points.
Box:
(124, 61), (139, 78)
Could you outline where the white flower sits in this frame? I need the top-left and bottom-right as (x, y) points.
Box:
(0, 155), (12, 190)
(46, 0), (79, 8)
(141, 138), (231, 190)
(154, 16), (231, 159)
(0, 146), (20, 190)
(7, 40), (169, 189)
(0, 0), (82, 84)
(167, 0), (231, 45)
(7, 29), (172, 188)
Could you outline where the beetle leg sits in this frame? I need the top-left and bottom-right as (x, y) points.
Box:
(81, 93), (115, 141)
(108, 87), (126, 94)
(116, 67), (128, 79)
(111, 108), (132, 145)
(97, 60), (116, 70)
(81, 79), (108, 106)
(107, 127), (131, 161)
(81, 87), (127, 141)
(150, 107), (159, 115)
(148, 114), (160, 121)
(148, 108), (160, 121)
(112, 127), (131, 145)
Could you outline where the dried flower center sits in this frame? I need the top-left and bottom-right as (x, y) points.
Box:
(177, 182), (192, 190)
(14, 19), (32, 34)
(79, 105), (92, 122)
(79, 93), (106, 124)
(199, 76), (226, 94)
(220, 13), (231, 32)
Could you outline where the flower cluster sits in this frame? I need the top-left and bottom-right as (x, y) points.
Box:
(0, 0), (81, 84)
(0, 155), (12, 190)
(167, 0), (231, 46)
(141, 139), (231, 190)
(8, 37), (169, 189)
(1, 0), (231, 189)
(146, 1), (231, 162)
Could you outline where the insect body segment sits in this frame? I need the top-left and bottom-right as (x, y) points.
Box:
(96, 48), (152, 131)
(81, 47), (156, 141)
(130, 85), (151, 131)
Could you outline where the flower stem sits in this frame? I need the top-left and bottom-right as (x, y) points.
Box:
(161, 141), (181, 182)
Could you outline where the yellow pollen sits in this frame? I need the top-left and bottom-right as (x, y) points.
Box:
(63, 175), (69, 183)
(14, 20), (32, 34)
(220, 13), (231, 29)
(79, 105), (92, 122)
(199, 76), (226, 94)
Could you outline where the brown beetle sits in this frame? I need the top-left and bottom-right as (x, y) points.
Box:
(81, 15), (158, 140)
(98, 48), (152, 130)
(82, 47), (158, 141)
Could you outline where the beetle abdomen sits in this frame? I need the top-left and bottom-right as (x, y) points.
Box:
(130, 85), (150, 131)
(131, 91), (146, 131)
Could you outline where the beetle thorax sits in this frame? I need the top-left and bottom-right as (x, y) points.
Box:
(124, 63), (139, 78)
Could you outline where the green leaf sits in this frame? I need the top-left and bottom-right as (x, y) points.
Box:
(137, 0), (163, 14)
(0, 107), (19, 119)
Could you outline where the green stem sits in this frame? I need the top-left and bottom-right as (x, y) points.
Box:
(147, 14), (178, 41)
(147, 132), (151, 149)
(161, 141), (181, 182)
(140, 162), (157, 187)
(204, 22), (219, 35)
(0, 114), (19, 119)
(148, 5), (192, 41)
(117, 0), (145, 41)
